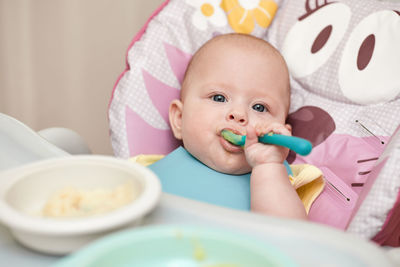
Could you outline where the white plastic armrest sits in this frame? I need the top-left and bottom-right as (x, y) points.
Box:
(386, 247), (400, 266)
(38, 127), (92, 155)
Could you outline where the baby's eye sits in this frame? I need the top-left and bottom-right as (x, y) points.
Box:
(252, 103), (267, 112)
(212, 94), (226, 102)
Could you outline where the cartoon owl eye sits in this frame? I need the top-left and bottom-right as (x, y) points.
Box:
(338, 10), (400, 105)
(281, 2), (351, 78)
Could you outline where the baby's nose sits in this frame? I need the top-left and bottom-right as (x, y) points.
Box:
(227, 110), (247, 125)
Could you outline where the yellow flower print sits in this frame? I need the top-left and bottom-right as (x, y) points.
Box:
(187, 0), (228, 31)
(221, 0), (278, 34)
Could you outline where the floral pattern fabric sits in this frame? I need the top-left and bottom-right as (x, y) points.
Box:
(187, 0), (278, 34)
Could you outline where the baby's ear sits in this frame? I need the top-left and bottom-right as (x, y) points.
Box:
(169, 99), (184, 140)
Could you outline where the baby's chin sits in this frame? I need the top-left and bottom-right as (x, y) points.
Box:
(209, 162), (252, 175)
(187, 147), (251, 175)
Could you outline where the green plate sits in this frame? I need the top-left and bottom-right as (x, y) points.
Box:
(54, 225), (297, 267)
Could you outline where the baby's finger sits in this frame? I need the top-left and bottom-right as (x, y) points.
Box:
(256, 122), (290, 136)
(271, 124), (291, 136)
(245, 125), (258, 148)
(285, 123), (292, 133)
(254, 123), (273, 136)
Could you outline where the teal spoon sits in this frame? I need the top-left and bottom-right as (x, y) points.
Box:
(221, 129), (312, 156)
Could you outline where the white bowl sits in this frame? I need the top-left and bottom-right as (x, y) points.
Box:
(0, 155), (161, 255)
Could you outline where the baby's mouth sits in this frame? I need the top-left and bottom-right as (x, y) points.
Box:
(221, 129), (246, 147)
(220, 136), (243, 154)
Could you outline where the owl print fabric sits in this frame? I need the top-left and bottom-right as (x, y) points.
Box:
(109, 0), (400, 246)
(265, 0), (400, 245)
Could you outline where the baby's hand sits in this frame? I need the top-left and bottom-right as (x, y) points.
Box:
(244, 123), (291, 168)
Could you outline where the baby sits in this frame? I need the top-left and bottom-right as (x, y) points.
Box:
(168, 33), (307, 220)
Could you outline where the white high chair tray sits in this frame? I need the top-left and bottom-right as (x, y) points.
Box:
(0, 113), (395, 266)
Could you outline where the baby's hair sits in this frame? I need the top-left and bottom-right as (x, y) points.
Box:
(181, 33), (290, 107)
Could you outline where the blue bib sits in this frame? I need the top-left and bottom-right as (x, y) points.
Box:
(149, 146), (292, 210)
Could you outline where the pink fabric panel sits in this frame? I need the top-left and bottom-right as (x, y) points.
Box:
(293, 133), (388, 229)
(164, 42), (192, 84)
(308, 167), (358, 229)
(293, 134), (387, 186)
(125, 106), (181, 155)
(142, 69), (180, 124)
(348, 158), (388, 229)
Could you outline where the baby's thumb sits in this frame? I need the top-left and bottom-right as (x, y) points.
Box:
(245, 125), (258, 148)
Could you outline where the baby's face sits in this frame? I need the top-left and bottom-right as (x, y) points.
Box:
(178, 42), (289, 174)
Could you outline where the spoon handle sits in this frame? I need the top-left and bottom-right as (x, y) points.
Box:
(258, 134), (312, 156)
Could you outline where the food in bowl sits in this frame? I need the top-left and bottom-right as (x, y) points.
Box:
(0, 155), (161, 254)
(42, 181), (136, 218)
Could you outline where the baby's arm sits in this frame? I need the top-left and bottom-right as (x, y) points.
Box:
(245, 123), (307, 220)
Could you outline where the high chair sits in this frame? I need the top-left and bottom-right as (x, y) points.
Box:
(1, 0), (400, 265)
(108, 0), (400, 248)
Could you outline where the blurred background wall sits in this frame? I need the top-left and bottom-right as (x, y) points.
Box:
(0, 0), (164, 155)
